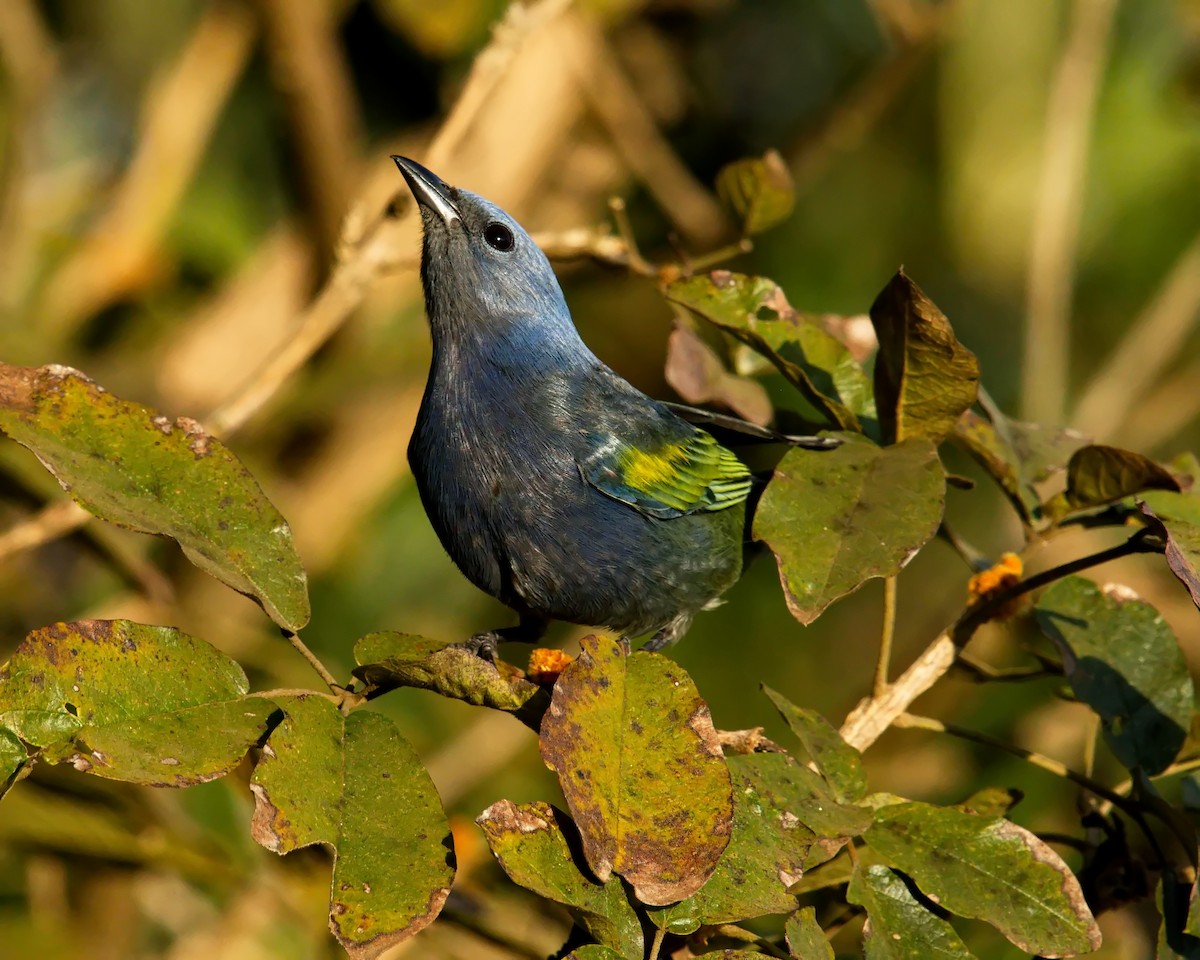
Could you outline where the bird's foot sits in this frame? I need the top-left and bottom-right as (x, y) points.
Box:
(456, 631), (501, 662)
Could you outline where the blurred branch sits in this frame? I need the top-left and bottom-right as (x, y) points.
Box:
(0, 500), (88, 563)
(0, 0), (59, 310)
(840, 530), (1160, 751)
(873, 576), (898, 696)
(1111, 355), (1200, 453)
(788, 5), (949, 192)
(39, 3), (257, 338)
(1020, 0), (1119, 425)
(257, 0), (364, 264)
(211, 0), (573, 436)
(563, 12), (729, 246)
(1073, 230), (1200, 439)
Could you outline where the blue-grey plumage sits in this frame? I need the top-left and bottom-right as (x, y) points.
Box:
(393, 156), (751, 655)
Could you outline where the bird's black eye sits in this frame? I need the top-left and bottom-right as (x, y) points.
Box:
(483, 222), (515, 252)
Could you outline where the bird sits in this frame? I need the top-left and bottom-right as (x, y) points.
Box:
(392, 156), (833, 659)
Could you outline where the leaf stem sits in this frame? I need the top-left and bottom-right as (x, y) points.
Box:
(647, 925), (666, 960)
(873, 576), (899, 696)
(280, 629), (340, 691)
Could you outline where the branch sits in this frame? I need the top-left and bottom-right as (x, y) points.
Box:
(840, 531), (1161, 751)
(1020, 0), (1118, 423)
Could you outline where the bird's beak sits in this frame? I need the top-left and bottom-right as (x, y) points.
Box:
(391, 156), (461, 226)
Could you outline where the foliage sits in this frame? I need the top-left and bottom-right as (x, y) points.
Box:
(1, 2), (1199, 959)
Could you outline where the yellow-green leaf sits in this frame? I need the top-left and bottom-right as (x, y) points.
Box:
(539, 635), (733, 906)
(753, 435), (945, 624)
(0, 363), (309, 631)
(716, 150), (795, 235)
(250, 695), (454, 960)
(848, 863), (976, 959)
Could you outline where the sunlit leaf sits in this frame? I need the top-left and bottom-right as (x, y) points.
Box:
(753, 435), (945, 624)
(763, 686), (867, 802)
(564, 947), (627, 960)
(716, 149), (795, 235)
(1035, 576), (1192, 775)
(0, 620), (276, 786)
(870, 271), (980, 446)
(785, 907), (833, 959)
(848, 863), (976, 959)
(1140, 496), (1200, 613)
(352, 632), (548, 728)
(0, 727), (26, 798)
(649, 752), (827, 931)
(864, 801), (1101, 956)
(539, 635), (732, 906)
(1057, 444), (1181, 514)
(250, 695), (454, 960)
(0, 363), (309, 630)
(666, 272), (873, 431)
(478, 800), (643, 958)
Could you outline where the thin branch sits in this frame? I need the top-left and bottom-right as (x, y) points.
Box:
(894, 712), (1135, 812)
(711, 924), (791, 959)
(648, 926), (667, 960)
(936, 522), (990, 571)
(0, 500), (89, 564)
(1020, 0), (1119, 424)
(873, 576), (899, 696)
(280, 630), (340, 691)
(840, 530), (1160, 751)
(563, 14), (728, 246)
(1111, 352), (1200, 454)
(953, 651), (1060, 683)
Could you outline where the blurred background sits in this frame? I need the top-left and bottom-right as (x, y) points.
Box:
(0, 0), (1198, 956)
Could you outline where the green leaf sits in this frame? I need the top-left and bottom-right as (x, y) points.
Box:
(847, 863), (976, 960)
(864, 801), (1101, 956)
(715, 150), (795, 235)
(538, 635), (733, 906)
(953, 411), (1089, 528)
(352, 632), (549, 728)
(0, 620), (276, 786)
(250, 695), (454, 960)
(0, 364), (309, 630)
(477, 800), (643, 958)
(649, 753), (824, 931)
(564, 947), (627, 960)
(870, 271), (980, 446)
(665, 272), (873, 431)
(0, 726), (26, 797)
(1035, 576), (1192, 775)
(785, 907), (833, 959)
(753, 435), (945, 624)
(1141, 495), (1200, 613)
(763, 686), (867, 802)
(1060, 444), (1181, 512)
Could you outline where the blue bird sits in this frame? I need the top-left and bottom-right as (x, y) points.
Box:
(392, 156), (831, 658)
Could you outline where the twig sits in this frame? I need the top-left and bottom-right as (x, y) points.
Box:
(840, 530), (1160, 751)
(873, 576), (898, 696)
(936, 522), (990, 571)
(1072, 230), (1200, 438)
(1020, 0), (1119, 424)
(0, 500), (89, 563)
(953, 651), (1059, 683)
(257, 0), (363, 260)
(894, 712), (1134, 812)
(563, 13), (728, 245)
(648, 925), (667, 960)
(280, 630), (340, 691)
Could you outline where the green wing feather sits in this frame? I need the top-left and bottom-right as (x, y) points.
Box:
(581, 430), (752, 519)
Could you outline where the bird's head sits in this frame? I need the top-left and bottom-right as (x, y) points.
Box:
(392, 156), (577, 353)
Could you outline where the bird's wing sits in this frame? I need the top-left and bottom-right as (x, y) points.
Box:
(660, 401), (841, 449)
(580, 428), (752, 520)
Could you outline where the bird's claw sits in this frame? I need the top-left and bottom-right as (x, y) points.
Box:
(456, 631), (501, 662)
